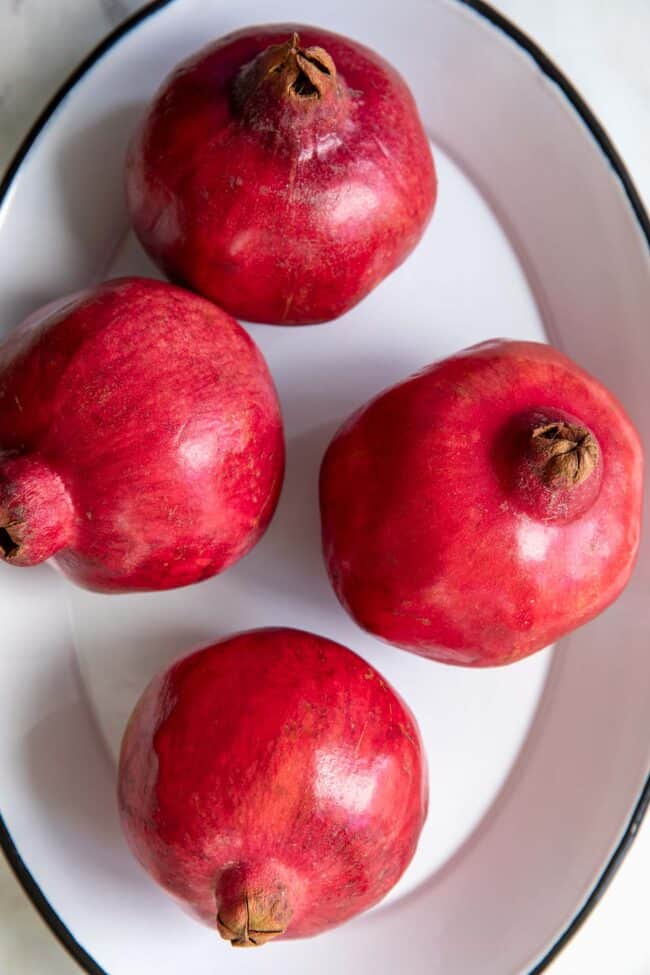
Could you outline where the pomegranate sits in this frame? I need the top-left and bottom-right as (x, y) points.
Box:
(126, 25), (436, 325)
(118, 627), (427, 944)
(0, 278), (284, 592)
(320, 340), (643, 666)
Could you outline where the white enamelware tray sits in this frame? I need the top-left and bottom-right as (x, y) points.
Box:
(0, 2), (648, 973)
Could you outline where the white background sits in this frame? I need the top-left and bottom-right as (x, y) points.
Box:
(0, 2), (649, 973)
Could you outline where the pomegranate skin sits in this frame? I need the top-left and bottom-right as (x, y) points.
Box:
(320, 340), (643, 666)
(0, 278), (284, 592)
(126, 25), (437, 325)
(118, 628), (427, 943)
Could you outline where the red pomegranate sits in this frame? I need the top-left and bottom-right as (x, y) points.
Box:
(118, 628), (427, 944)
(126, 25), (436, 325)
(320, 340), (643, 666)
(0, 278), (284, 592)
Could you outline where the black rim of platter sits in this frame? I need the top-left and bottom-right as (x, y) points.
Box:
(0, 2), (649, 973)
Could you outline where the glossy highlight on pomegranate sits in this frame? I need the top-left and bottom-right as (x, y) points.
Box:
(118, 628), (427, 945)
(320, 340), (643, 666)
(0, 277), (284, 592)
(126, 24), (437, 325)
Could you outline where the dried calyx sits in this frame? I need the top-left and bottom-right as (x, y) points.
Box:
(531, 421), (599, 488)
(233, 32), (339, 111)
(0, 454), (74, 566)
(261, 32), (336, 100)
(0, 525), (20, 559)
(216, 883), (292, 949)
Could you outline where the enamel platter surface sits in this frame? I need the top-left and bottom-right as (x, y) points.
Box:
(0, 1), (648, 973)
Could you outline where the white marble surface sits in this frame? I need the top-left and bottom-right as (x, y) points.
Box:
(0, 2), (649, 973)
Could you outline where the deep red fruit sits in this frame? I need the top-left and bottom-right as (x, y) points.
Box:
(0, 278), (284, 592)
(118, 628), (427, 944)
(320, 340), (643, 666)
(126, 25), (436, 325)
